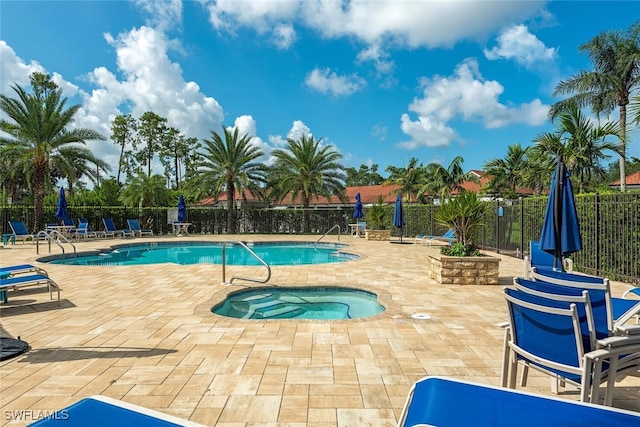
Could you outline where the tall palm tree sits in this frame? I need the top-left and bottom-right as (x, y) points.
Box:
(534, 103), (618, 192)
(550, 22), (640, 191)
(0, 72), (105, 231)
(271, 135), (345, 233)
(483, 144), (530, 198)
(191, 127), (266, 233)
(383, 157), (426, 202)
(421, 156), (474, 200)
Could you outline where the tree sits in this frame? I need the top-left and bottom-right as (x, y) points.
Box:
(135, 111), (168, 177)
(345, 164), (384, 186)
(483, 144), (530, 198)
(119, 173), (172, 208)
(421, 156), (475, 200)
(111, 114), (137, 185)
(191, 127), (267, 233)
(0, 72), (105, 231)
(534, 103), (618, 193)
(550, 21), (640, 191)
(159, 127), (199, 190)
(271, 135), (345, 233)
(384, 157), (426, 202)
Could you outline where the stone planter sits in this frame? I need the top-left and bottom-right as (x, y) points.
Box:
(365, 230), (391, 241)
(426, 254), (500, 285)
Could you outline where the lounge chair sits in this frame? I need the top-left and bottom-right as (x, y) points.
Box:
(102, 218), (134, 238)
(0, 264), (48, 277)
(0, 273), (60, 306)
(8, 220), (35, 243)
(397, 376), (640, 427)
(502, 286), (640, 405)
(529, 269), (640, 333)
(127, 219), (153, 237)
(524, 240), (573, 278)
(72, 221), (98, 239)
(415, 228), (457, 246)
(512, 277), (640, 402)
(28, 395), (206, 426)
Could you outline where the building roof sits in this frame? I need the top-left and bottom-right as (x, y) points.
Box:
(611, 170), (640, 186)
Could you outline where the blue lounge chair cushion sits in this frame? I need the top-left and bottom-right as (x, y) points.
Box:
(400, 376), (640, 427)
(28, 395), (205, 426)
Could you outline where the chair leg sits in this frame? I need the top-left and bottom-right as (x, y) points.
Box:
(500, 328), (511, 387)
(520, 364), (528, 386)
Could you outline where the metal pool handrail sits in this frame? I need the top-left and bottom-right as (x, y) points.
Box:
(222, 241), (271, 285)
(35, 230), (76, 255)
(315, 224), (340, 248)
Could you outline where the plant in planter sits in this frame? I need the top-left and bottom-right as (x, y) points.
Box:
(366, 196), (387, 229)
(435, 191), (487, 256)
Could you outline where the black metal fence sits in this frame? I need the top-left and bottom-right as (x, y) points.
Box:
(2, 192), (638, 283)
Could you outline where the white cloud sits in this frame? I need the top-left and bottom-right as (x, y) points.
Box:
(356, 44), (395, 75)
(272, 23), (297, 49)
(133, 0), (183, 31)
(305, 67), (366, 97)
(287, 120), (312, 141)
(228, 114), (274, 162)
(371, 123), (388, 141)
(0, 41), (46, 94)
(400, 58), (549, 148)
(484, 24), (557, 67)
(202, 0), (544, 48)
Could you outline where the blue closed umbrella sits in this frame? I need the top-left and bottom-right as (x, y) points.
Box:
(55, 187), (68, 221)
(539, 159), (582, 271)
(177, 194), (187, 222)
(393, 194), (404, 242)
(353, 192), (363, 220)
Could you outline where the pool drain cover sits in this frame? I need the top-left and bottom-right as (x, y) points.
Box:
(411, 313), (433, 320)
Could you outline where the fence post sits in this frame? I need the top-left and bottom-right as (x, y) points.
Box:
(519, 197), (524, 259)
(594, 193), (600, 277)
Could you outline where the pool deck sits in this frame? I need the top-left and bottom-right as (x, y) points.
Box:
(1, 234), (639, 426)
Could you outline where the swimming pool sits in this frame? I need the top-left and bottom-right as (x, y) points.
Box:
(43, 241), (357, 266)
(212, 286), (385, 320)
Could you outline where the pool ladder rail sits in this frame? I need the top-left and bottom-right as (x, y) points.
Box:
(35, 229), (76, 255)
(221, 241), (271, 286)
(315, 224), (340, 249)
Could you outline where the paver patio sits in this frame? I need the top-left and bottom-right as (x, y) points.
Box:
(1, 235), (639, 426)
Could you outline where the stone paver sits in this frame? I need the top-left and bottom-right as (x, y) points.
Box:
(1, 235), (639, 426)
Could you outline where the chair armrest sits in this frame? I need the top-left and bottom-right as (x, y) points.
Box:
(615, 325), (640, 335)
(597, 334), (640, 349)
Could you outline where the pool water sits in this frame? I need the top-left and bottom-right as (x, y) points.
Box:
(45, 242), (357, 266)
(212, 287), (385, 320)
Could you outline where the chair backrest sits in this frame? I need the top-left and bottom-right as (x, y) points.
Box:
(529, 240), (557, 270)
(76, 222), (89, 232)
(62, 218), (75, 227)
(524, 272), (612, 339)
(504, 287), (585, 380)
(513, 278), (597, 348)
(357, 221), (366, 231)
(103, 218), (117, 231)
(127, 219), (141, 231)
(443, 229), (455, 239)
(9, 220), (29, 236)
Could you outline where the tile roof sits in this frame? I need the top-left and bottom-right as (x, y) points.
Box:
(611, 170), (640, 186)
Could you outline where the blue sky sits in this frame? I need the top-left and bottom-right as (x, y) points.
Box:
(1, 0), (638, 179)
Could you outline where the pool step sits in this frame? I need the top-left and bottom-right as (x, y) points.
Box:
(240, 295), (307, 319)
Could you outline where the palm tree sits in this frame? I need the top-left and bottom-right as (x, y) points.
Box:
(534, 103), (618, 192)
(271, 135), (345, 233)
(0, 72), (105, 231)
(421, 156), (475, 200)
(190, 127), (266, 233)
(550, 22), (640, 191)
(119, 173), (172, 208)
(383, 157), (426, 202)
(483, 144), (530, 198)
